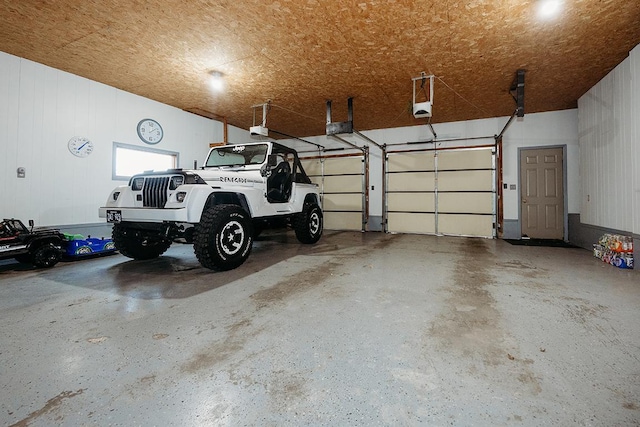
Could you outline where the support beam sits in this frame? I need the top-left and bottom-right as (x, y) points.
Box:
(427, 123), (437, 140)
(496, 109), (519, 141)
(330, 135), (363, 152)
(511, 69), (526, 118)
(269, 129), (325, 150)
(399, 135), (495, 146)
(353, 130), (384, 150)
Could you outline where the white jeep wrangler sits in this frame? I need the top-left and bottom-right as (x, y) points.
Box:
(99, 142), (323, 271)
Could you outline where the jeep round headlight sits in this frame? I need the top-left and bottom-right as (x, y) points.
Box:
(176, 192), (187, 203)
(131, 177), (145, 191)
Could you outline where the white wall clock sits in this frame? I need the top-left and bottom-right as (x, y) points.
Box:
(137, 118), (163, 144)
(68, 136), (94, 157)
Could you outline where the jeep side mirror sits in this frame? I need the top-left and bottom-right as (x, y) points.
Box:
(28, 219), (34, 232)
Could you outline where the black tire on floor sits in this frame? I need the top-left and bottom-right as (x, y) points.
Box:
(293, 203), (323, 244)
(194, 204), (253, 271)
(31, 243), (62, 268)
(112, 224), (172, 260)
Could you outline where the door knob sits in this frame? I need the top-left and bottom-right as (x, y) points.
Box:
(522, 199), (527, 203)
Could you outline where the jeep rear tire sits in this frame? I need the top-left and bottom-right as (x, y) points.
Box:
(194, 204), (253, 271)
(32, 243), (62, 268)
(294, 203), (323, 244)
(112, 224), (172, 260)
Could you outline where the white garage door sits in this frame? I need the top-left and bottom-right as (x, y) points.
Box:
(385, 146), (495, 237)
(301, 154), (366, 231)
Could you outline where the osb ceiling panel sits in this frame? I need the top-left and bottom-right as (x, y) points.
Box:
(1, 0), (639, 138)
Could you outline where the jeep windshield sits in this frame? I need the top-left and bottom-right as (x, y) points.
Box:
(205, 144), (268, 168)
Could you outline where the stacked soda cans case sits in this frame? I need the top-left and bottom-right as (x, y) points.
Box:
(593, 234), (634, 269)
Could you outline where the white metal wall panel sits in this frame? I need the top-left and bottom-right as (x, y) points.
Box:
(0, 51), (221, 226)
(633, 45), (640, 235)
(578, 46), (639, 234)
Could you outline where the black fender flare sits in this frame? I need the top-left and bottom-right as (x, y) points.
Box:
(203, 192), (251, 217)
(303, 193), (320, 206)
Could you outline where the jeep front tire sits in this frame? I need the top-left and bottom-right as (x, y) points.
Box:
(194, 204), (253, 271)
(294, 203), (323, 244)
(112, 224), (172, 260)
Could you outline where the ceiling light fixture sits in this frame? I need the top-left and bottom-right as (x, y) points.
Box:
(208, 70), (225, 92)
(537, 0), (562, 19)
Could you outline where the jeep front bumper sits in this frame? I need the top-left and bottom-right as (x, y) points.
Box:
(98, 207), (191, 224)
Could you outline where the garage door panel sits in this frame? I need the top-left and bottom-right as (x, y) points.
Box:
(438, 170), (493, 191)
(301, 159), (323, 176)
(301, 157), (363, 177)
(323, 175), (362, 193)
(308, 176), (321, 186)
(301, 155), (365, 232)
(387, 193), (435, 212)
(324, 212), (362, 231)
(438, 214), (493, 237)
(323, 193), (362, 211)
(438, 193), (493, 214)
(388, 213), (435, 234)
(385, 146), (495, 237)
(323, 157), (362, 175)
(388, 152), (435, 172)
(438, 149), (493, 170)
(387, 172), (435, 191)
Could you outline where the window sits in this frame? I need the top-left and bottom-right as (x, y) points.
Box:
(112, 142), (179, 180)
(205, 144), (268, 167)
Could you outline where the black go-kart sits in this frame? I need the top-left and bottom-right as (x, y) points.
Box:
(0, 219), (66, 268)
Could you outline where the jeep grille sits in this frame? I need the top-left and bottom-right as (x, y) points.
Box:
(142, 177), (170, 208)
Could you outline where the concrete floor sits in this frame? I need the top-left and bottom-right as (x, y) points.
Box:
(1, 231), (639, 426)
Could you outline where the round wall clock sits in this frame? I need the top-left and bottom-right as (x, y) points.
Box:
(68, 136), (94, 157)
(137, 118), (163, 144)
